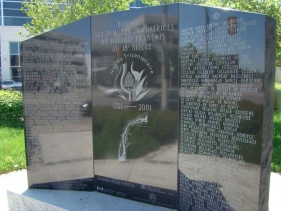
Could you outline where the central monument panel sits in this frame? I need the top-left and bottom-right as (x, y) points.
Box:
(91, 5), (179, 208)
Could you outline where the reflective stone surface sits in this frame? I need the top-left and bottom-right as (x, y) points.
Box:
(21, 3), (276, 210)
(22, 17), (94, 190)
(178, 4), (275, 211)
(92, 5), (179, 209)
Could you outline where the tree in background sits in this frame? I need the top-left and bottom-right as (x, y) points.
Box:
(22, 0), (280, 66)
(21, 0), (134, 36)
(142, 0), (281, 66)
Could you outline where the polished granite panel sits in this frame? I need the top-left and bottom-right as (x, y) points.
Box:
(21, 17), (94, 190)
(259, 15), (276, 211)
(21, 3), (276, 210)
(178, 4), (276, 211)
(91, 4), (179, 209)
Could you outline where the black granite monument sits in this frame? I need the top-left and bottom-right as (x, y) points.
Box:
(178, 5), (275, 211)
(22, 3), (276, 210)
(22, 17), (94, 190)
(91, 5), (179, 208)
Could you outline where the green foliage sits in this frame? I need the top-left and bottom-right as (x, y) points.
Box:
(142, 0), (205, 5)
(0, 127), (26, 174)
(21, 0), (134, 36)
(273, 83), (281, 171)
(0, 90), (23, 128)
(275, 83), (281, 111)
(272, 111), (281, 172)
(21, 0), (281, 65)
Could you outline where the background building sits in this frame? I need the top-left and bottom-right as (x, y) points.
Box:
(0, 0), (31, 82)
(130, 0), (146, 8)
(0, 0), (146, 83)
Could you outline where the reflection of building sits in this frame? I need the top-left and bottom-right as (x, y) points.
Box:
(0, 0), (31, 82)
(92, 14), (178, 88)
(130, 0), (145, 9)
(22, 33), (90, 92)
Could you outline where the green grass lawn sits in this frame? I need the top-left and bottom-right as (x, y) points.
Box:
(273, 83), (281, 172)
(0, 127), (26, 174)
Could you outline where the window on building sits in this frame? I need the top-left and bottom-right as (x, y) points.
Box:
(10, 42), (21, 82)
(10, 54), (20, 66)
(130, 0), (146, 8)
(4, 17), (31, 26)
(2, 0), (32, 26)
(10, 42), (20, 54)
(11, 67), (21, 82)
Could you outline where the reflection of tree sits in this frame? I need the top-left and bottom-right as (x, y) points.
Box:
(94, 10), (179, 110)
(161, 5), (168, 110)
(93, 109), (178, 159)
(236, 100), (263, 164)
(170, 48), (179, 86)
(96, 45), (161, 88)
(23, 32), (88, 93)
(181, 41), (264, 164)
(118, 112), (148, 161)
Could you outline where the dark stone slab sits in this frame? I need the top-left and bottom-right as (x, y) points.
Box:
(91, 5), (179, 209)
(21, 3), (276, 210)
(178, 4), (276, 211)
(259, 15), (276, 211)
(21, 17), (94, 190)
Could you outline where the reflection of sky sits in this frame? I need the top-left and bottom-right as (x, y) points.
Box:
(47, 17), (92, 76)
(92, 4), (178, 32)
(179, 4), (267, 72)
(110, 4), (178, 29)
(54, 17), (91, 54)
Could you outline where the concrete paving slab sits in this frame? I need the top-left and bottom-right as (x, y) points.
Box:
(0, 169), (280, 211)
(269, 172), (281, 211)
(7, 191), (67, 211)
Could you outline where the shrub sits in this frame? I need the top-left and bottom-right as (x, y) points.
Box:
(275, 83), (281, 111)
(0, 90), (23, 128)
(272, 111), (281, 172)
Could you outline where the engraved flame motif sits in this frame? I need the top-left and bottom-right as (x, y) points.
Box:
(115, 62), (150, 102)
(123, 71), (135, 89)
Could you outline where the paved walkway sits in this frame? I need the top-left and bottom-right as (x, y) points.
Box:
(0, 170), (280, 211)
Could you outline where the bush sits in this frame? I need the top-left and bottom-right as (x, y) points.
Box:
(0, 90), (23, 128)
(275, 83), (281, 111)
(272, 111), (281, 172)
